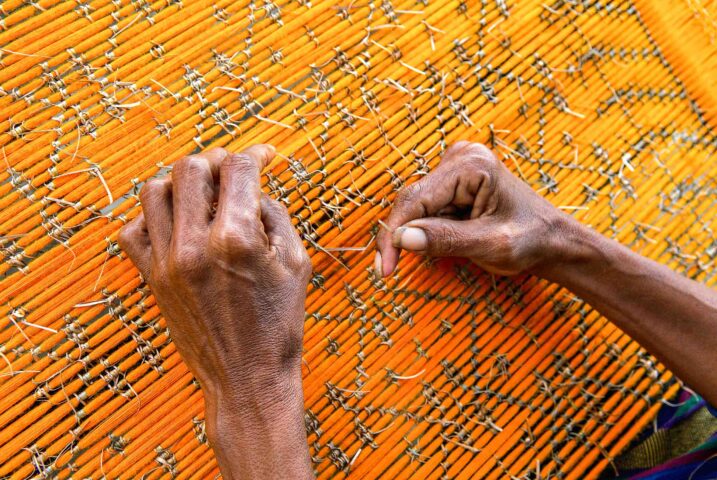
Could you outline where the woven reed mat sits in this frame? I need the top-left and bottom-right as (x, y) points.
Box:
(1, 0), (716, 478)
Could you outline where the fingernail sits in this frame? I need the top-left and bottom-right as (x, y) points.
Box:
(374, 252), (383, 277)
(397, 227), (428, 251)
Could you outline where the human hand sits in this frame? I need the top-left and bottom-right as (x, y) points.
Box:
(376, 141), (585, 277)
(118, 145), (313, 479)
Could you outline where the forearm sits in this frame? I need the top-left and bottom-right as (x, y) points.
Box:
(204, 370), (314, 480)
(120, 145), (316, 479)
(538, 219), (717, 406)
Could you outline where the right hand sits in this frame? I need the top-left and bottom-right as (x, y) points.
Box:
(376, 141), (585, 277)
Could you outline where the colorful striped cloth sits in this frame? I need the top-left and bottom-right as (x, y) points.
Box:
(604, 390), (717, 479)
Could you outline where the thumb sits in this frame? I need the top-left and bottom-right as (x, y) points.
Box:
(391, 217), (491, 258)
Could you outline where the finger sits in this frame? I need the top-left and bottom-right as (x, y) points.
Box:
(139, 177), (173, 259)
(118, 213), (151, 278)
(171, 149), (228, 243)
(198, 147), (233, 199)
(375, 142), (501, 277)
(465, 144), (499, 218)
(392, 217), (491, 258)
(202, 147), (233, 175)
(215, 144), (276, 243)
(375, 169), (460, 277)
(260, 195), (308, 268)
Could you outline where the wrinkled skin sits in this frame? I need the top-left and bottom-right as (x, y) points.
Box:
(376, 141), (717, 411)
(119, 145), (313, 480)
(120, 142), (717, 479)
(375, 140), (581, 276)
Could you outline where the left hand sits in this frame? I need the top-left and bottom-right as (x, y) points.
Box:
(119, 145), (314, 480)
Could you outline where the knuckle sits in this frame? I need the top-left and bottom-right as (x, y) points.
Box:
(265, 196), (291, 219)
(455, 143), (498, 186)
(174, 155), (209, 178)
(209, 223), (262, 257)
(208, 226), (235, 252)
(206, 147), (228, 158)
(169, 245), (203, 277)
(232, 211), (258, 229)
(442, 140), (474, 164)
(395, 182), (421, 206)
(140, 178), (169, 202)
(493, 224), (520, 259)
(446, 140), (473, 155)
(465, 143), (498, 168)
(117, 224), (134, 250)
(222, 152), (255, 171)
(294, 248), (312, 277)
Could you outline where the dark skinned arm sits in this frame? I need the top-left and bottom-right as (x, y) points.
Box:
(376, 141), (717, 407)
(119, 145), (314, 480)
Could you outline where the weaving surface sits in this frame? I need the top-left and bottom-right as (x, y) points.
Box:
(1, 0), (716, 478)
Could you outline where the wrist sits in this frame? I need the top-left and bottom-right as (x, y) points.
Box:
(205, 372), (314, 480)
(206, 365), (304, 436)
(531, 215), (607, 281)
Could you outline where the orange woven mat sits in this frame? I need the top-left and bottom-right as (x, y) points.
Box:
(1, 0), (716, 478)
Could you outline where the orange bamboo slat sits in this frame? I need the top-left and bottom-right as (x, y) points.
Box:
(1, 0), (716, 478)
